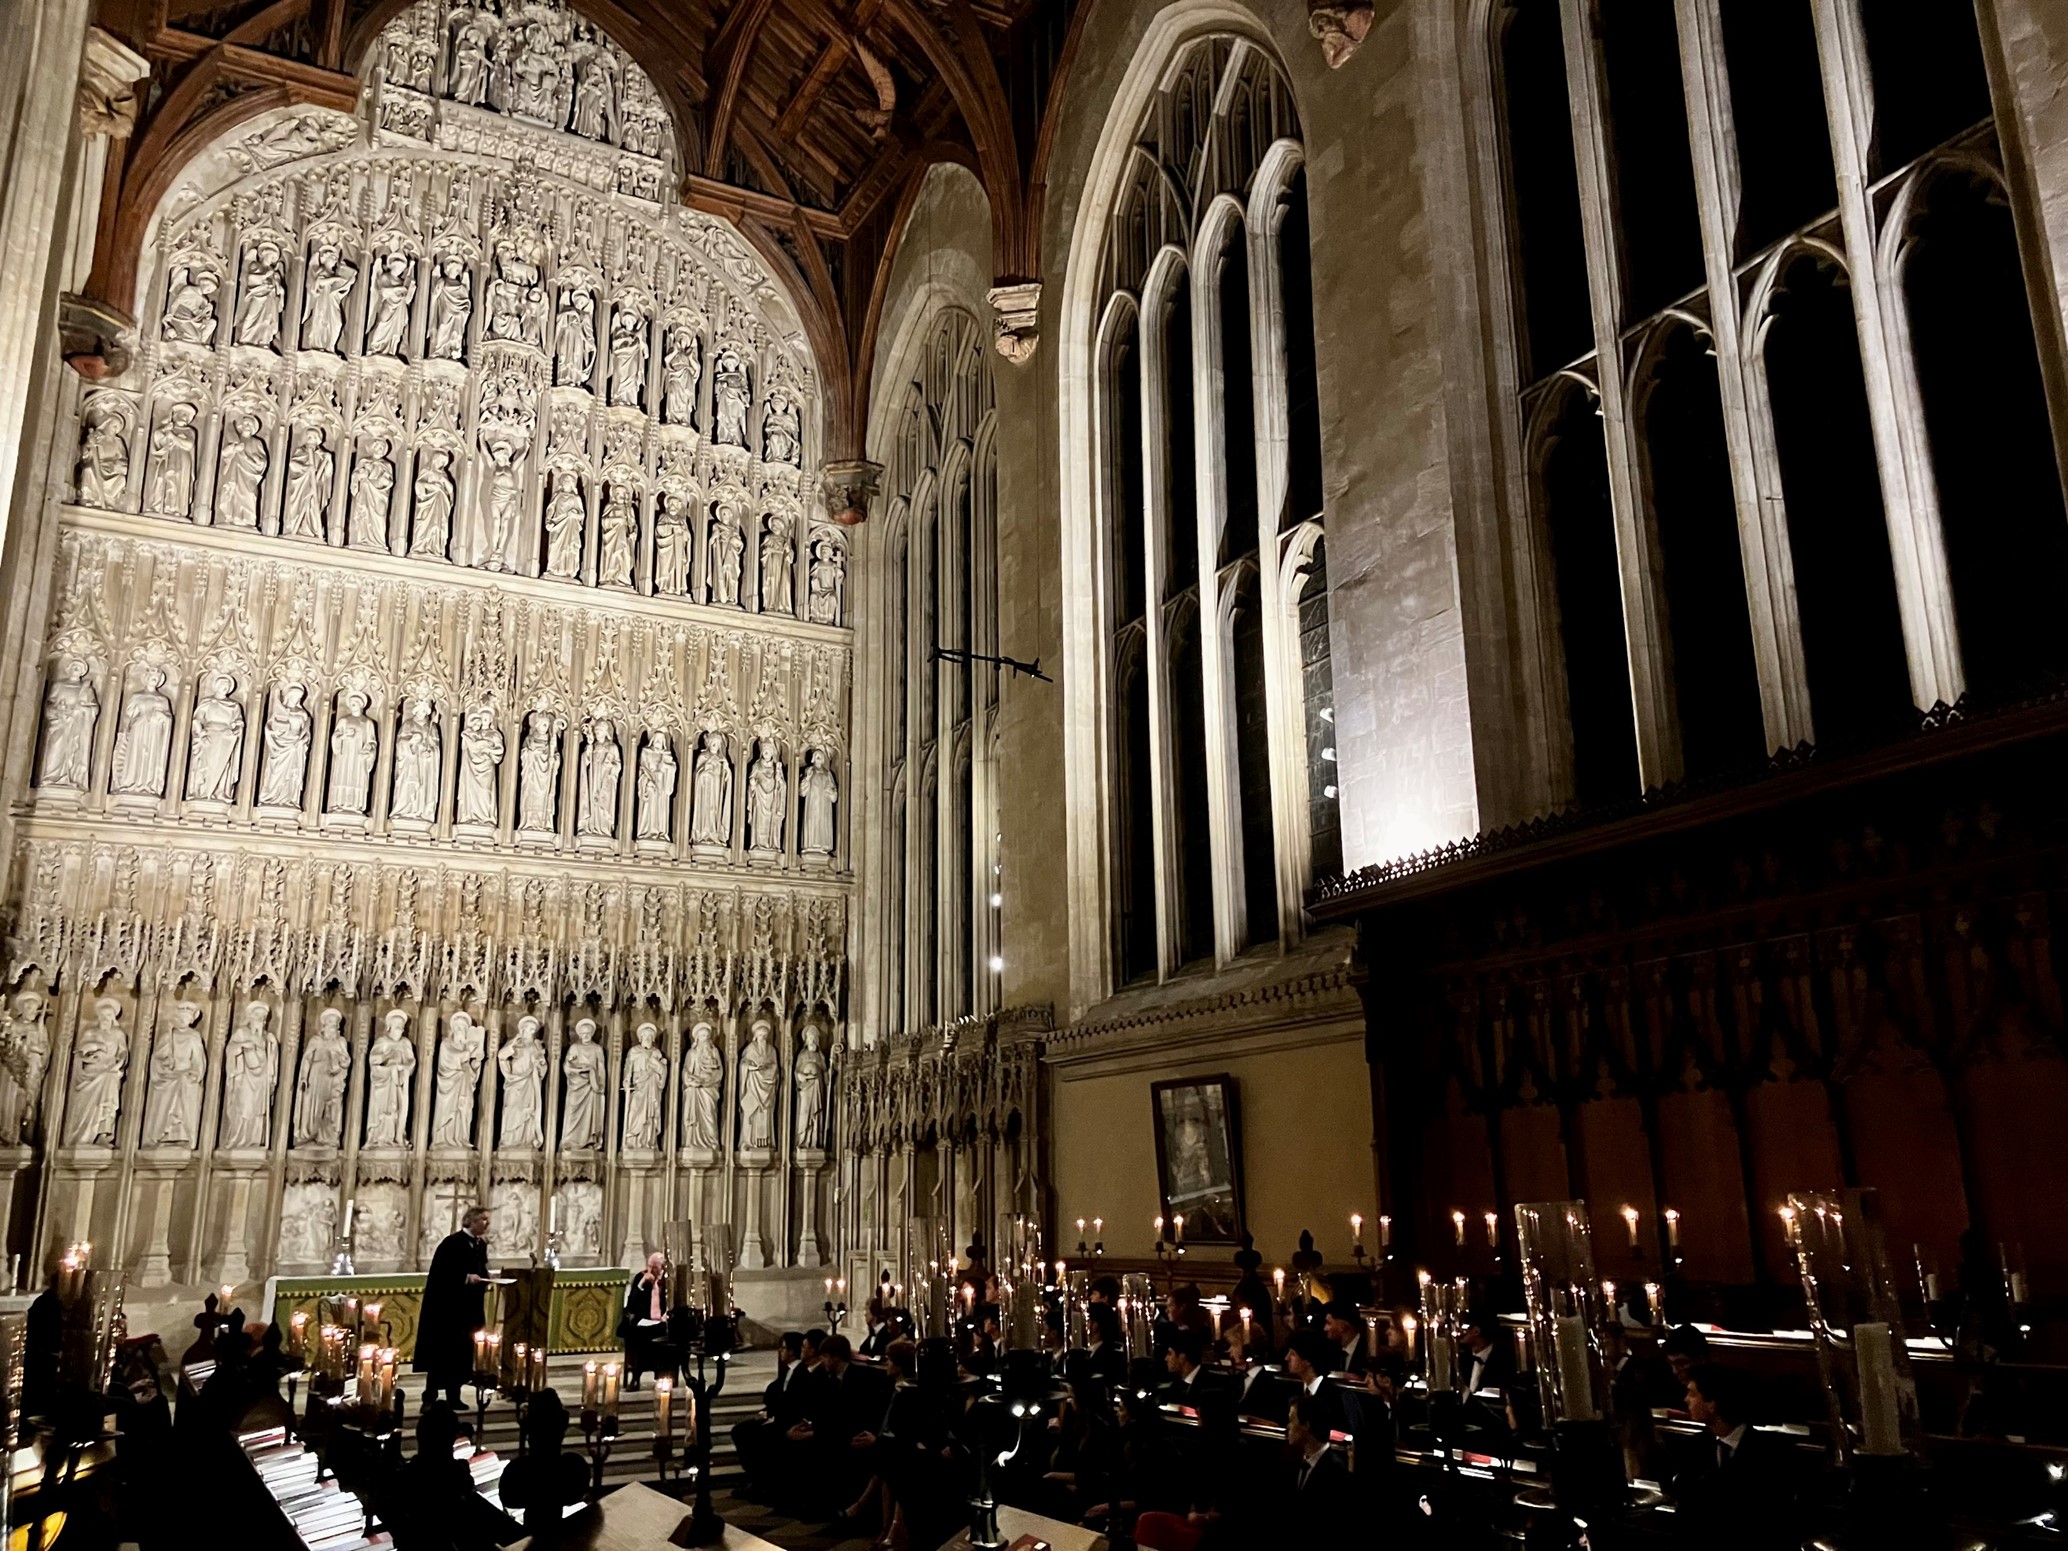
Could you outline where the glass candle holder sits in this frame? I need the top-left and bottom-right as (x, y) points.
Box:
(1418, 1276), (1464, 1394)
(1513, 1202), (1610, 1425)
(1782, 1188), (1920, 1463)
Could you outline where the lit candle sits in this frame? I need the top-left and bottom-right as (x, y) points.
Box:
(1273, 1267), (1285, 1301)
(1239, 1306), (1254, 1344)
(1643, 1281), (1661, 1322)
(531, 1344), (549, 1391)
(474, 1329), (489, 1375)
(1401, 1312), (1419, 1362)
(1076, 1218), (1086, 1238)
(358, 1342), (378, 1392)
(602, 1360), (620, 1417)
(583, 1360), (599, 1411)
(343, 1198), (355, 1237)
(655, 1376), (673, 1440)
(486, 1331), (501, 1379)
(219, 1283), (235, 1310)
(1484, 1211), (1499, 1249)
(1154, 1216), (1165, 1242)
(1092, 1218), (1103, 1238)
(1663, 1208), (1681, 1249)
(1621, 1204), (1640, 1249)
(513, 1341), (528, 1385)
(1350, 1213), (1364, 1247)
(379, 1349), (398, 1414)
(1452, 1210), (1466, 1248)
(289, 1311), (309, 1361)
(1603, 1279), (1617, 1316)
(363, 1300), (381, 1339)
(1172, 1214), (1184, 1244)
(1379, 1215), (1393, 1249)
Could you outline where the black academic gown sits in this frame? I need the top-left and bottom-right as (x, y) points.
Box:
(412, 1229), (488, 1379)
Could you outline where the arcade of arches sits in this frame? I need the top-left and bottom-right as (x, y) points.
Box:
(0, 0), (2064, 1372)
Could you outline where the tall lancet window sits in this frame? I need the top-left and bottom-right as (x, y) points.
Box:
(876, 311), (997, 1034)
(1091, 39), (1331, 977)
(1483, 0), (2068, 803)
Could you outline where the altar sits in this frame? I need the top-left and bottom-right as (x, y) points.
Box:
(264, 1265), (631, 1359)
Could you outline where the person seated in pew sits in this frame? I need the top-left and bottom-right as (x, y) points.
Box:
(387, 1398), (520, 1550)
(1459, 1308), (1517, 1397)
(1661, 1324), (1712, 1407)
(1669, 1363), (1796, 1548)
(1083, 1384), (1188, 1540)
(497, 1389), (591, 1533)
(619, 1250), (672, 1390)
(1281, 1330), (1348, 1437)
(1233, 1329), (1295, 1421)
(791, 1334), (892, 1526)
(836, 1338), (938, 1551)
(1041, 1307), (1070, 1376)
(730, 1330), (809, 1502)
(1039, 1363), (1111, 1525)
(1085, 1301), (1129, 1386)
(1322, 1300), (1371, 1376)
(1089, 1274), (1123, 1308)
(858, 1294), (900, 1357)
(1279, 1389), (1355, 1542)
(1155, 1327), (1234, 1416)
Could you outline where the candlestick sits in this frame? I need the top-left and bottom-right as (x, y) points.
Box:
(1401, 1312), (1418, 1363)
(654, 1376), (673, 1441)
(602, 1361), (620, 1418)
(474, 1329), (489, 1377)
(1350, 1213), (1363, 1246)
(1621, 1204), (1640, 1249)
(289, 1311), (309, 1363)
(358, 1342), (378, 1393)
(583, 1360), (599, 1412)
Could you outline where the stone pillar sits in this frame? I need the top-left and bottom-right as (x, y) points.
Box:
(737, 1151), (770, 1269)
(795, 1151), (826, 1268)
(134, 1161), (182, 1287)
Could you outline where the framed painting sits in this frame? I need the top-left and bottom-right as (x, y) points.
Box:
(1150, 1074), (1244, 1244)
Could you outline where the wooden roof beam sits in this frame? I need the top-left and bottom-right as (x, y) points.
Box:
(704, 0), (779, 178)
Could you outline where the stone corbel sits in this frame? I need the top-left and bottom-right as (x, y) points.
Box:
(77, 28), (149, 140)
(986, 282), (1041, 364)
(1307, 0), (1374, 69)
(821, 460), (883, 527)
(60, 293), (136, 380)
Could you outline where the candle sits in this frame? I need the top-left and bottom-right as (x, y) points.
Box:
(1272, 1267), (1285, 1299)
(363, 1300), (381, 1339)
(1350, 1213), (1363, 1246)
(1092, 1218), (1103, 1238)
(1643, 1281), (1662, 1323)
(583, 1360), (599, 1411)
(1451, 1209), (1466, 1247)
(1428, 1325), (1455, 1392)
(485, 1331), (501, 1379)
(531, 1343), (549, 1391)
(1602, 1279), (1616, 1316)
(602, 1361), (620, 1417)
(358, 1342), (378, 1393)
(655, 1376), (673, 1440)
(219, 1283), (235, 1309)
(1401, 1312), (1418, 1362)
(513, 1341), (529, 1385)
(1853, 1321), (1904, 1455)
(1172, 1214), (1184, 1243)
(1076, 1218), (1086, 1237)
(1664, 1208), (1681, 1248)
(379, 1349), (398, 1414)
(1484, 1211), (1499, 1249)
(290, 1311), (309, 1361)
(1154, 1215), (1165, 1241)
(474, 1329), (489, 1374)
(343, 1198), (355, 1237)
(1621, 1205), (1640, 1249)
(1553, 1315), (1597, 1422)
(1379, 1215), (1392, 1249)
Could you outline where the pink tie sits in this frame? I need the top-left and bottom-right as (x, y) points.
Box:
(650, 1274), (664, 1322)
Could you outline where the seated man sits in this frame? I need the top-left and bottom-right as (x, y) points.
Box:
(1458, 1308), (1517, 1397)
(1670, 1363), (1795, 1547)
(1155, 1326), (1231, 1418)
(620, 1251), (673, 1390)
(1085, 1302), (1129, 1386)
(1661, 1324), (1712, 1406)
(1280, 1390), (1353, 1542)
(1234, 1330), (1294, 1422)
(497, 1390), (591, 1532)
(1281, 1329), (1346, 1436)
(730, 1330), (807, 1501)
(1322, 1300), (1370, 1377)
(858, 1294), (898, 1357)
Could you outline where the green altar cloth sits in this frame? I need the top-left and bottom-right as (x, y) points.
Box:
(267, 1265), (631, 1359)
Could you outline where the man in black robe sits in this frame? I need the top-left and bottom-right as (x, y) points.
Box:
(414, 1205), (490, 1406)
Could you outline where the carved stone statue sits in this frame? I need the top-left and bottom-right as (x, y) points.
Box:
(283, 425), (334, 540)
(0, 991), (50, 1143)
(76, 400), (129, 508)
(653, 493), (691, 595)
(571, 48), (620, 141)
(161, 265), (219, 345)
(280, 1183), (337, 1265)
(599, 483), (636, 587)
(216, 414), (268, 530)
(794, 1025), (827, 1150)
(470, 436), (523, 571)
(577, 718), (621, 839)
(690, 731), (732, 850)
(411, 448), (455, 557)
(708, 500), (743, 606)
(294, 1006), (351, 1147)
(185, 674), (245, 804)
(498, 1017), (547, 1148)
(801, 748), (839, 859)
(747, 738), (785, 856)
(457, 704), (505, 826)
(635, 730), (675, 842)
(349, 439), (395, 551)
(63, 998), (128, 1147)
(621, 1023), (665, 1149)
(682, 1022), (722, 1152)
(427, 255), (472, 361)
(509, 21), (563, 123)
(218, 1001), (277, 1150)
(554, 288), (595, 388)
(490, 1181), (537, 1256)
(110, 667), (175, 798)
(561, 1019), (605, 1149)
(449, 11), (492, 105)
(738, 1018), (778, 1150)
(807, 537), (845, 625)
(518, 709), (564, 833)
(364, 1009), (416, 1148)
(759, 511), (792, 614)
(234, 242), (286, 349)
(38, 660), (99, 791)
(327, 690), (378, 815)
(762, 392), (801, 466)
(543, 470), (585, 579)
(608, 306), (647, 408)
(430, 1011), (486, 1147)
(392, 698), (441, 822)
(144, 403), (198, 518)
(256, 682), (312, 808)
(140, 1000), (206, 1148)
(301, 244), (357, 353)
(712, 349), (750, 447)
(364, 252), (417, 357)
(662, 329), (699, 426)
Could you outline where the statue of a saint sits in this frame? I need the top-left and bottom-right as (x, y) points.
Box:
(608, 307), (648, 409)
(0, 991), (51, 1143)
(759, 511), (792, 614)
(391, 699), (441, 822)
(218, 1002), (277, 1150)
(712, 349), (750, 447)
(543, 471), (585, 579)
(801, 748), (839, 859)
(185, 674), (245, 804)
(75, 401), (129, 509)
(110, 667), (175, 798)
(738, 1019), (778, 1150)
(517, 709), (563, 833)
(570, 49), (619, 141)
(621, 1023), (665, 1149)
(364, 252), (417, 357)
(762, 393), (801, 466)
(410, 449), (455, 557)
(282, 425), (334, 541)
(807, 537), (845, 625)
(426, 255), (472, 361)
(301, 245), (357, 353)
(561, 1019), (605, 1149)
(144, 403), (198, 518)
(140, 1000), (206, 1148)
(256, 682), (312, 808)
(456, 704), (505, 826)
(577, 718), (621, 838)
(293, 1007), (351, 1147)
(599, 484), (636, 588)
(662, 329), (700, 427)
(708, 501), (743, 606)
(554, 288), (595, 388)
(794, 1025), (827, 1150)
(429, 1011), (486, 1147)
(636, 730), (676, 841)
(216, 415), (268, 530)
(747, 738), (784, 855)
(498, 1018), (547, 1148)
(348, 439), (395, 551)
(363, 1010), (416, 1148)
(449, 12), (491, 105)
(472, 437), (522, 572)
(63, 998), (127, 1147)
(689, 732), (731, 850)
(326, 690), (378, 815)
(653, 493), (691, 595)
(161, 266), (219, 346)
(234, 242), (286, 349)
(38, 661), (99, 791)
(682, 1022), (722, 1152)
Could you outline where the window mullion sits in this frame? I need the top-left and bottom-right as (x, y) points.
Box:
(1137, 283), (1181, 982)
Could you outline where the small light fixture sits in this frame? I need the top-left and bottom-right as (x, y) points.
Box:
(988, 955), (1005, 972)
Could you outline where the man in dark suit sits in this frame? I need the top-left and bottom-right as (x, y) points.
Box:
(730, 1330), (808, 1500)
(857, 1295), (898, 1357)
(1281, 1390), (1354, 1541)
(1234, 1330), (1296, 1422)
(1458, 1308), (1517, 1397)
(1322, 1300), (1371, 1376)
(1085, 1302), (1129, 1387)
(1282, 1330), (1347, 1437)
(1154, 1326), (1233, 1417)
(797, 1333), (891, 1515)
(411, 1205), (490, 1407)
(1671, 1363), (1796, 1547)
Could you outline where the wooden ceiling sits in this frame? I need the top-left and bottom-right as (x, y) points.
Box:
(89, 0), (1088, 473)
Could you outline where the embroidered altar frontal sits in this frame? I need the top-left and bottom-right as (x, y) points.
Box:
(268, 1265), (630, 1359)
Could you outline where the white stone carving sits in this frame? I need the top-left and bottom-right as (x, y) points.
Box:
(279, 1182), (337, 1264)
(609, 305), (647, 409)
(543, 470), (585, 579)
(468, 430), (525, 571)
(653, 493), (691, 595)
(555, 1176), (603, 1258)
(411, 448), (456, 556)
(690, 731), (731, 851)
(218, 1001), (276, 1149)
(294, 1007), (351, 1147)
(793, 1025), (826, 1151)
(364, 1009), (416, 1148)
(349, 440), (395, 551)
(554, 286), (595, 387)
(365, 252), (417, 357)
(216, 413), (268, 529)
(498, 1015), (547, 1147)
(0, 991), (51, 1144)
(301, 243), (358, 353)
(283, 425), (334, 540)
(737, 1017), (777, 1150)
(571, 47), (620, 141)
(561, 1017), (604, 1148)
(75, 396), (130, 509)
(682, 1020), (722, 1153)
(599, 483), (636, 588)
(800, 747), (838, 859)
(518, 709), (564, 833)
(430, 1010), (486, 1146)
(712, 348), (750, 448)
(708, 498), (743, 606)
(491, 1178), (538, 1255)
(621, 1021), (664, 1148)
(326, 690), (378, 815)
(662, 327), (699, 426)
(763, 392), (801, 466)
(456, 704), (505, 826)
(110, 667), (175, 797)
(186, 673), (245, 804)
(38, 660), (99, 791)
(144, 403), (198, 517)
(807, 536), (845, 625)
(635, 729), (675, 841)
(256, 682), (313, 808)
(427, 255), (472, 361)
(391, 698), (442, 822)
(234, 241), (287, 349)
(576, 717), (621, 839)
(357, 1186), (409, 1260)
(64, 997), (128, 1147)
(161, 264), (219, 345)
(747, 737), (785, 857)
(759, 510), (792, 614)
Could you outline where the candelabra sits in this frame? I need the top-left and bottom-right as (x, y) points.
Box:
(822, 1276), (848, 1332)
(545, 1227), (565, 1272)
(1152, 1214), (1187, 1295)
(676, 1312), (735, 1545)
(650, 1376), (676, 1482)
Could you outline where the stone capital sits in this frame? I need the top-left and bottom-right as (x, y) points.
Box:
(1307, 0), (1374, 69)
(59, 293), (136, 379)
(986, 281), (1042, 364)
(821, 460), (883, 526)
(77, 27), (150, 141)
